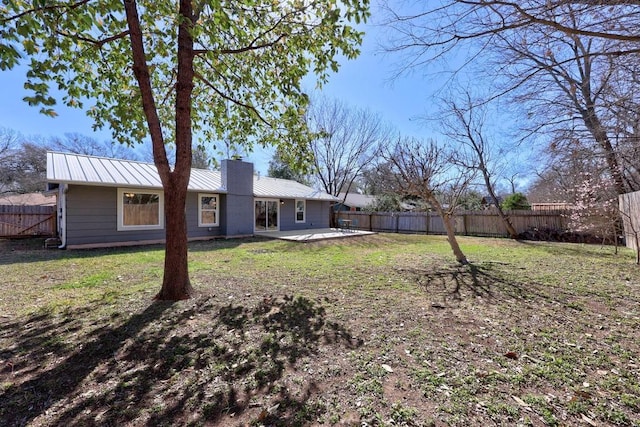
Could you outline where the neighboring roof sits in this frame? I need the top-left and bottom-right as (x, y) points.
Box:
(336, 193), (415, 211)
(0, 192), (56, 206)
(481, 195), (503, 205)
(337, 193), (377, 209)
(47, 151), (335, 201)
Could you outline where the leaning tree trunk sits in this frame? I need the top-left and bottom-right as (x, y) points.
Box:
(582, 103), (627, 195)
(430, 197), (469, 264)
(481, 172), (518, 239)
(475, 159), (518, 238)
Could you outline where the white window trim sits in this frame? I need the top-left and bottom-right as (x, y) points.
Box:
(117, 188), (164, 231)
(198, 193), (220, 227)
(295, 199), (306, 223)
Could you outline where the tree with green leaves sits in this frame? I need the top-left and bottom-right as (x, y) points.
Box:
(1, 0), (368, 300)
(501, 193), (531, 210)
(267, 148), (310, 185)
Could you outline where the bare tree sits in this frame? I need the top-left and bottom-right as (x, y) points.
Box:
(307, 96), (394, 199)
(50, 133), (139, 160)
(528, 144), (604, 203)
(440, 91), (519, 238)
(491, 15), (633, 194)
(0, 128), (21, 194)
(382, 1), (640, 62)
(383, 0), (640, 195)
(380, 136), (474, 264)
(0, 141), (47, 194)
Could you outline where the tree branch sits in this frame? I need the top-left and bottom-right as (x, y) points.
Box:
(53, 29), (130, 48)
(1, 0), (90, 24)
(193, 71), (272, 127)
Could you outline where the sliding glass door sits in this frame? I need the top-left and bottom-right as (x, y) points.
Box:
(255, 199), (279, 231)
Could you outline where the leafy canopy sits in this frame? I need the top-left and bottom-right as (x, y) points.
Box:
(1, 0), (368, 160)
(501, 192), (531, 210)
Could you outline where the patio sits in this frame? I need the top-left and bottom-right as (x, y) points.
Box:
(258, 228), (375, 242)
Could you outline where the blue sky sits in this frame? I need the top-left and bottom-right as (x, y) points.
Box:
(0, 19), (444, 176)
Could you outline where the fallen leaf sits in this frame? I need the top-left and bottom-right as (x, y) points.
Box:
(573, 390), (592, 400)
(504, 351), (519, 360)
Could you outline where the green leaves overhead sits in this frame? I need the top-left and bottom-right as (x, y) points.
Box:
(0, 0), (369, 155)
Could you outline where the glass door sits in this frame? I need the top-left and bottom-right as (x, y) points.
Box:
(255, 199), (279, 231)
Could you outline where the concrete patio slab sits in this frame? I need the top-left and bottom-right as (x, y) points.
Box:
(257, 228), (375, 242)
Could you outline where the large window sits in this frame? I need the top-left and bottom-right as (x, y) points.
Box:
(198, 194), (219, 227)
(117, 188), (164, 231)
(295, 199), (306, 223)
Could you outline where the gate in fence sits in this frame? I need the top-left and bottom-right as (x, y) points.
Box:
(0, 205), (57, 238)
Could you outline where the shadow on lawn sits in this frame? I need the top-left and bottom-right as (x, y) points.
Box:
(0, 237), (254, 266)
(401, 262), (539, 306)
(0, 295), (360, 426)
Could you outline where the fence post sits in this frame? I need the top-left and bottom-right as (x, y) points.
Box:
(462, 213), (467, 236)
(425, 212), (429, 235)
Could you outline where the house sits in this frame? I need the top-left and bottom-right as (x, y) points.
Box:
(334, 193), (416, 212)
(480, 195), (503, 209)
(334, 193), (377, 211)
(46, 152), (337, 249)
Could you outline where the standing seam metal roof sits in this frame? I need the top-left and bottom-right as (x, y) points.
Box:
(46, 152), (336, 201)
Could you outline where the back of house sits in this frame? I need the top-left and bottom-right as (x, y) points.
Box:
(46, 152), (336, 248)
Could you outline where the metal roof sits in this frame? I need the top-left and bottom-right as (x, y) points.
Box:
(254, 176), (336, 201)
(47, 152), (336, 201)
(47, 151), (219, 191)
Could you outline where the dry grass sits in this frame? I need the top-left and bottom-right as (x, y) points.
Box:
(0, 234), (639, 426)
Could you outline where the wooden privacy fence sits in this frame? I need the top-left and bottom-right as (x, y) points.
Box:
(0, 205), (57, 238)
(619, 191), (640, 251)
(335, 210), (569, 238)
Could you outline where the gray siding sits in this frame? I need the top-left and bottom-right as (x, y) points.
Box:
(65, 185), (165, 246)
(279, 200), (331, 231)
(63, 182), (332, 247)
(186, 192), (224, 239)
(221, 159), (254, 236)
(65, 185), (222, 247)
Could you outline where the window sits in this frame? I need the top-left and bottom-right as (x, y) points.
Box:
(198, 194), (219, 227)
(295, 199), (306, 223)
(117, 188), (164, 231)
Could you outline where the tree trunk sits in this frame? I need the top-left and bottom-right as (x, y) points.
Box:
(479, 164), (519, 238)
(442, 213), (469, 265)
(124, 0), (194, 300)
(582, 102), (627, 195)
(154, 0), (195, 300)
(430, 196), (469, 264)
(156, 179), (192, 300)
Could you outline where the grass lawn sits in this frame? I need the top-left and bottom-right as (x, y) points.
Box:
(0, 233), (639, 427)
